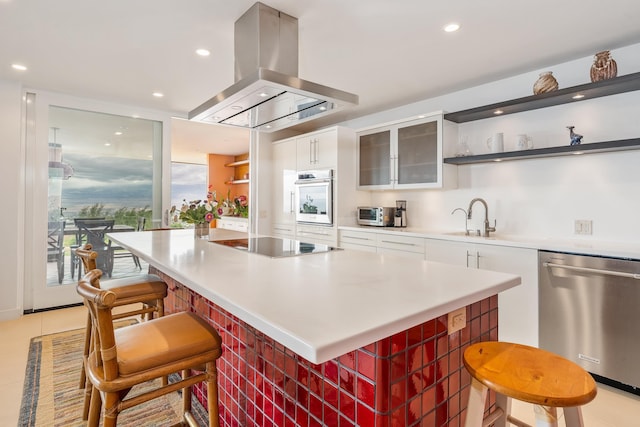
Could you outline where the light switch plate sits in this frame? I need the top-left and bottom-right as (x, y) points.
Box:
(574, 219), (593, 235)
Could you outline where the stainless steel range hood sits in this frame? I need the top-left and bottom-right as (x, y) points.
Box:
(188, 2), (358, 132)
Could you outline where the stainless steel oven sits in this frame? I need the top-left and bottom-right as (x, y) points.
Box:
(295, 169), (333, 225)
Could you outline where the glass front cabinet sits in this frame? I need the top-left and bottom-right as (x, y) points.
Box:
(357, 113), (457, 190)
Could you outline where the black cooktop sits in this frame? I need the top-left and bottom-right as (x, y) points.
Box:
(212, 236), (341, 258)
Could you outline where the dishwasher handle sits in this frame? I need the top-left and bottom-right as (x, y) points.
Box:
(543, 261), (640, 279)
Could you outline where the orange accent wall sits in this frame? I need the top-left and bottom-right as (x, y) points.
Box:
(207, 153), (250, 218)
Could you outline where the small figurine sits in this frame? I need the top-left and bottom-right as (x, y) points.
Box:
(567, 126), (583, 145)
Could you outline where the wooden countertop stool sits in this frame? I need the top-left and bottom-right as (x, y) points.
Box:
(75, 244), (168, 419)
(463, 341), (597, 427)
(78, 269), (222, 427)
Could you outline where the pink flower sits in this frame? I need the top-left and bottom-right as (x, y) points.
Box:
(205, 212), (214, 222)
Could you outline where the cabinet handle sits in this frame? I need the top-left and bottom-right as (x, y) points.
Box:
(301, 230), (330, 236)
(343, 235), (372, 241)
(466, 250), (472, 268)
(466, 250), (480, 268)
(274, 227), (292, 232)
(314, 138), (319, 164)
(380, 240), (417, 246)
(290, 192), (295, 213)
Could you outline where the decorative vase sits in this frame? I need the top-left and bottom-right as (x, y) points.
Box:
(194, 222), (209, 239)
(533, 71), (559, 95)
(590, 50), (617, 82)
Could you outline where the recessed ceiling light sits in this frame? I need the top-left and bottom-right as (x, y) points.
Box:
(494, 110), (504, 115)
(195, 48), (210, 57)
(105, 143), (111, 146)
(494, 159), (502, 162)
(114, 131), (123, 136)
(572, 94), (585, 99)
(12, 64), (27, 71)
(231, 105), (243, 110)
(152, 92), (164, 98)
(258, 92), (269, 97)
(444, 23), (460, 33)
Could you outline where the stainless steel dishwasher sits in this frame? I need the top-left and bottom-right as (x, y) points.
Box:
(539, 250), (640, 394)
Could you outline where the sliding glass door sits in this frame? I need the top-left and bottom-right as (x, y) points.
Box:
(25, 92), (170, 311)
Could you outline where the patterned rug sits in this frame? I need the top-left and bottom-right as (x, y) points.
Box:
(18, 323), (209, 426)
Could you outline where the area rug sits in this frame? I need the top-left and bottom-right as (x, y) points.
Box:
(18, 323), (209, 426)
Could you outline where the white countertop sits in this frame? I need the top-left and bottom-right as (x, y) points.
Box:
(108, 229), (520, 364)
(340, 226), (640, 259)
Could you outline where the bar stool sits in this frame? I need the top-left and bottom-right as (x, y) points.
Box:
(463, 341), (597, 427)
(75, 244), (168, 419)
(78, 269), (222, 427)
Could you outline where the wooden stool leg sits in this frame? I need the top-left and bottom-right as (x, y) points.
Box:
(563, 407), (585, 427)
(464, 378), (488, 427)
(87, 385), (102, 427)
(534, 405), (559, 427)
(79, 313), (91, 389)
(494, 392), (511, 427)
(207, 361), (220, 427)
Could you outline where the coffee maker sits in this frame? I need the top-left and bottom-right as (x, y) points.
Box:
(394, 200), (407, 228)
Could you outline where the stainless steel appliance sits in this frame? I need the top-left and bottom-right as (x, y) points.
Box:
(295, 170), (333, 225)
(539, 250), (640, 394)
(394, 200), (407, 228)
(212, 236), (340, 258)
(188, 3), (358, 132)
(357, 207), (395, 227)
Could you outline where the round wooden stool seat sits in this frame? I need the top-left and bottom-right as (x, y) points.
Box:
(463, 341), (597, 427)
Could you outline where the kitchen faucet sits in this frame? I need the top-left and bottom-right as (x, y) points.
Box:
(467, 198), (496, 237)
(450, 207), (470, 235)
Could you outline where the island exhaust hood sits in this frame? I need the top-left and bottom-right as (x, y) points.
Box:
(188, 2), (358, 132)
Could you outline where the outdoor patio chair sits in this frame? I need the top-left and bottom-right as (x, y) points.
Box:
(47, 220), (66, 284)
(71, 219), (114, 278)
(111, 217), (146, 269)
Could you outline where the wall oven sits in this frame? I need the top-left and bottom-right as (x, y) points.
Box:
(295, 169), (333, 225)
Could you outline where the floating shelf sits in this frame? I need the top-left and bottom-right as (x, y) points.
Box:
(444, 71), (640, 123)
(225, 179), (250, 185)
(444, 138), (640, 165)
(224, 159), (249, 167)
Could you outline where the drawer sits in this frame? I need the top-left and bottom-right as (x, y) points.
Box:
(297, 225), (337, 244)
(339, 229), (377, 247)
(376, 234), (425, 254)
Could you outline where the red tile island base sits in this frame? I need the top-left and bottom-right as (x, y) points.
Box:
(151, 267), (498, 427)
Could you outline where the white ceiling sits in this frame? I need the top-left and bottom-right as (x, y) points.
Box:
(3, 0), (640, 160)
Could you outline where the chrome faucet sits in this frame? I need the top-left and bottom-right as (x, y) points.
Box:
(467, 198), (496, 237)
(451, 207), (470, 235)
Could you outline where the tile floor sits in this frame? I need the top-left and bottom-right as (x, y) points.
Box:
(1, 305), (639, 426)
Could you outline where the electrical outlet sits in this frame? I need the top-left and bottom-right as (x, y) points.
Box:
(447, 307), (466, 334)
(574, 220), (593, 235)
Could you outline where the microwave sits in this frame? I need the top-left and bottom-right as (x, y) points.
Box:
(357, 207), (395, 227)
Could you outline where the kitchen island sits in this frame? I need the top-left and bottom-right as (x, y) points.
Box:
(108, 229), (520, 427)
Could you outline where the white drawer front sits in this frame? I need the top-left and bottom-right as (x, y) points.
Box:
(339, 230), (377, 247)
(376, 234), (425, 254)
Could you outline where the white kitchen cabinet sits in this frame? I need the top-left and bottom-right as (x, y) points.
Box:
(357, 112), (457, 190)
(217, 217), (249, 233)
(376, 233), (426, 259)
(271, 139), (297, 237)
(338, 229), (378, 252)
(425, 238), (538, 347)
(338, 228), (426, 259)
(296, 224), (337, 245)
(296, 128), (338, 170)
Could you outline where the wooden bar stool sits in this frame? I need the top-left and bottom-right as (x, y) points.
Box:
(463, 341), (597, 427)
(78, 269), (222, 427)
(75, 244), (168, 419)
